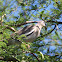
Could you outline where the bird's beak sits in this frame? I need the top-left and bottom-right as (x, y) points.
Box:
(41, 21), (45, 27)
(43, 22), (45, 27)
(44, 23), (47, 30)
(44, 23), (45, 26)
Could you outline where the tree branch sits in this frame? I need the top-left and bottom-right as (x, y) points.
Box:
(9, 21), (39, 27)
(41, 24), (56, 37)
(25, 51), (40, 62)
(0, 56), (19, 62)
(2, 21), (39, 32)
(47, 20), (62, 24)
(30, 53), (41, 62)
(3, 26), (16, 32)
(10, 20), (62, 27)
(1, 20), (62, 35)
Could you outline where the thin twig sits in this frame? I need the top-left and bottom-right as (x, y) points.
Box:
(0, 56), (19, 62)
(30, 53), (40, 62)
(25, 51), (40, 62)
(3, 26), (16, 32)
(41, 24), (56, 37)
(47, 20), (62, 24)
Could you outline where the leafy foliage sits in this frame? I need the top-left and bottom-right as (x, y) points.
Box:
(0, 0), (62, 62)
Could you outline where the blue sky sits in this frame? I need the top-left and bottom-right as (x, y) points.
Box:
(2, 0), (62, 57)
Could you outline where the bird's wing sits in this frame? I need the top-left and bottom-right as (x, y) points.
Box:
(22, 25), (41, 37)
(24, 28), (35, 36)
(16, 25), (34, 35)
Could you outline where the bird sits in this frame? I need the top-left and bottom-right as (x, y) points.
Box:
(8, 21), (45, 45)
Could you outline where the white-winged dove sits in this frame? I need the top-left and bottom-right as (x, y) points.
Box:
(8, 21), (45, 45)
(11, 21), (45, 42)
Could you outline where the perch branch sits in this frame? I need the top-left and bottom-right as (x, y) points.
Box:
(2, 21), (39, 32)
(9, 20), (62, 27)
(9, 21), (39, 27)
(1, 20), (62, 35)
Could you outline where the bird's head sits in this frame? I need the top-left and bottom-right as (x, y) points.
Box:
(38, 21), (45, 27)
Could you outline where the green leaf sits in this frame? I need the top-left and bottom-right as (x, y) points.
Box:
(40, 11), (44, 18)
(0, 42), (7, 48)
